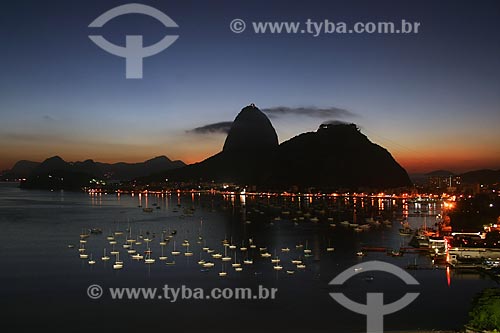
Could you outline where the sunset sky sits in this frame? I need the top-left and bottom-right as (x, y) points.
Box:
(1, 0), (499, 174)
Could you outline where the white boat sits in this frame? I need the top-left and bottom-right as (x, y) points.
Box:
(273, 264), (283, 271)
(131, 253), (144, 260)
(304, 240), (312, 254)
(219, 264), (227, 277)
(101, 248), (110, 261)
(171, 241), (181, 256)
(115, 252), (123, 265)
(113, 253), (123, 269)
(184, 244), (194, 257)
(126, 227), (136, 244)
(110, 244), (119, 255)
(222, 247), (231, 262)
(80, 229), (90, 239)
(203, 261), (215, 268)
(145, 251), (155, 264)
(326, 239), (335, 252)
(88, 254), (96, 265)
(78, 242), (86, 253)
(114, 229), (124, 236)
(159, 244), (168, 261)
(79, 244), (88, 259)
(231, 252), (241, 268)
(272, 250), (282, 269)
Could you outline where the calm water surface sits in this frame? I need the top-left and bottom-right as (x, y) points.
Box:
(0, 183), (497, 332)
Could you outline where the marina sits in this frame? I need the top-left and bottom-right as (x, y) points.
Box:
(1, 183), (499, 332)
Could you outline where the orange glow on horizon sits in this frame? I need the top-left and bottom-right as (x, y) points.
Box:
(1, 138), (499, 174)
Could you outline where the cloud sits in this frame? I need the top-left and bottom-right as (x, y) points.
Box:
(321, 120), (351, 126)
(261, 106), (356, 119)
(187, 121), (233, 134)
(186, 106), (356, 135)
(42, 115), (55, 122)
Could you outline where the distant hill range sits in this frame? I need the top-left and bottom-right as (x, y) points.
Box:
(6, 104), (494, 191)
(2, 156), (185, 190)
(425, 170), (455, 177)
(1, 160), (40, 179)
(159, 104), (412, 190)
(410, 169), (500, 185)
(460, 169), (500, 184)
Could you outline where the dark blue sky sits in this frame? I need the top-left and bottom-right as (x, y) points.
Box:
(1, 0), (499, 172)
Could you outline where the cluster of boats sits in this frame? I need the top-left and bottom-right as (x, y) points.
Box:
(337, 216), (393, 232)
(72, 225), (335, 277)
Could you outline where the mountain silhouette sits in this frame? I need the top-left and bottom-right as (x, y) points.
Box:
(166, 104), (278, 184)
(460, 169), (500, 184)
(425, 170), (455, 177)
(18, 156), (185, 190)
(269, 123), (411, 188)
(165, 105), (412, 189)
(1, 160), (40, 179)
(223, 104), (278, 152)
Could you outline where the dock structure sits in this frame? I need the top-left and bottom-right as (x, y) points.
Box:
(448, 247), (500, 266)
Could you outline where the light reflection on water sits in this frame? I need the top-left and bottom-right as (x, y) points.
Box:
(0, 183), (497, 332)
